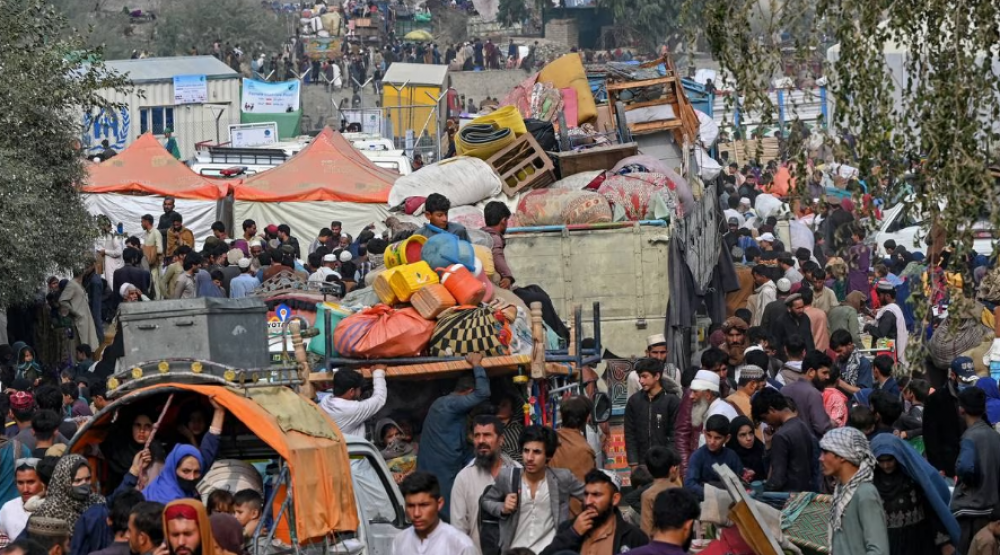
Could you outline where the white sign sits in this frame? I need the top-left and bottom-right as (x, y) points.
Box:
(173, 75), (208, 105)
(341, 109), (383, 135)
(228, 122), (279, 148)
(241, 79), (301, 114)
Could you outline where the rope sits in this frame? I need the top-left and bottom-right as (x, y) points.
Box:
(137, 393), (175, 490)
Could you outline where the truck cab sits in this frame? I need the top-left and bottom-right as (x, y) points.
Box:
(344, 436), (407, 555)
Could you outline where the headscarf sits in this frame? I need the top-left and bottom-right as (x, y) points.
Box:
(100, 412), (162, 486)
(726, 416), (767, 479)
(209, 513), (246, 555)
(34, 455), (105, 529)
(15, 344), (41, 382)
(976, 377), (1000, 426)
(870, 434), (961, 548)
(142, 444), (204, 504)
(819, 427), (875, 543)
(844, 291), (867, 312)
(162, 500), (215, 555)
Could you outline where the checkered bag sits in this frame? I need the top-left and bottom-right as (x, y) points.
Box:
(428, 306), (510, 357)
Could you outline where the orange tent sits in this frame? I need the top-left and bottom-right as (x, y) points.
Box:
(83, 133), (230, 200)
(234, 127), (397, 202)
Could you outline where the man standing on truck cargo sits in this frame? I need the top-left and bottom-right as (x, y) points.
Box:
(624, 358), (680, 473)
(415, 353), (490, 520)
(319, 366), (387, 438)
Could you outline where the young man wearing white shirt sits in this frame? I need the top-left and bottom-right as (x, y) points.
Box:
(392, 472), (478, 555)
(319, 366), (387, 438)
(0, 458), (45, 541)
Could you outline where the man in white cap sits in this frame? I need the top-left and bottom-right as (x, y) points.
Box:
(758, 232), (777, 252)
(864, 280), (908, 366)
(309, 253), (342, 284)
(689, 370), (737, 447)
(759, 277), (792, 332)
(626, 334), (681, 398)
(229, 258), (261, 299)
(749, 265), (777, 326)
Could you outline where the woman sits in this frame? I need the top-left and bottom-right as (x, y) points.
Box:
(13, 344), (41, 383)
(726, 416), (767, 482)
(975, 377), (1000, 427)
(870, 434), (960, 555)
(34, 455), (105, 530)
(142, 444), (206, 504)
(100, 412), (163, 491)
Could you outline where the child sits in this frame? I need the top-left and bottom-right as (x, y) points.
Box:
(895, 378), (928, 441)
(969, 506), (1000, 555)
(683, 414), (743, 500)
(233, 489), (265, 538)
(414, 193), (470, 240)
(208, 489), (235, 515)
(641, 446), (682, 535)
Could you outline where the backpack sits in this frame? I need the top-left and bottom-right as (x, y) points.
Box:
(478, 467), (520, 555)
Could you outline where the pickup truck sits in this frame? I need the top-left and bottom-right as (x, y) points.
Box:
(504, 221), (671, 357)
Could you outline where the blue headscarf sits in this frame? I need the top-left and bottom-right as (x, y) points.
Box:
(870, 434), (960, 547)
(976, 377), (1000, 426)
(141, 444), (204, 504)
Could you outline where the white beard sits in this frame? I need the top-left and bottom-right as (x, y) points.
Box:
(691, 397), (710, 429)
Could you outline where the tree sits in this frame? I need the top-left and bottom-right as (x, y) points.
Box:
(497, 0), (530, 29)
(597, 0), (692, 54)
(154, 0), (291, 58)
(698, 0), (1000, 361)
(0, 0), (131, 308)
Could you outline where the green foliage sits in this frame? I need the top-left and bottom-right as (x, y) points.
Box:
(598, 0), (690, 53)
(153, 0), (291, 58)
(497, 0), (530, 29)
(0, 0), (132, 307)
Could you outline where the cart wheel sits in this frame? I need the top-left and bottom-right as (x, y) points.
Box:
(615, 101), (633, 143)
(558, 112), (570, 151)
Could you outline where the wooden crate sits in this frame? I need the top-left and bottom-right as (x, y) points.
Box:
(486, 132), (556, 197)
(717, 138), (781, 163)
(550, 142), (638, 177)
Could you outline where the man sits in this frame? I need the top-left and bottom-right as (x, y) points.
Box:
(726, 364), (765, 419)
(240, 220), (258, 244)
(96, 216), (124, 288)
(757, 232), (777, 252)
(482, 426), (585, 553)
(415, 354), (490, 520)
(228, 259), (260, 299)
(674, 349), (728, 475)
(753, 388), (818, 492)
(628, 488), (701, 555)
(819, 427), (889, 554)
(831, 329), (873, 396)
(482, 201), (515, 289)
(829, 291), (865, 349)
(549, 396), (596, 482)
(7, 392), (34, 440)
(276, 225), (300, 259)
(950, 387), (1000, 553)
(810, 268), (838, 313)
(308, 225), (340, 255)
(782, 350), (834, 438)
(157, 197), (181, 249)
(30, 411), (61, 457)
(864, 280), (908, 366)
(760, 277), (792, 332)
(163, 129), (181, 159)
(140, 215), (164, 298)
(393, 472), (477, 555)
(163, 246), (191, 298)
(4, 540), (48, 555)
(624, 358), (680, 471)
(925, 356), (978, 477)
(639, 447), (682, 536)
(166, 216), (195, 259)
(89, 493), (145, 555)
(59, 267), (100, 350)
(451, 415), (520, 548)
(723, 217), (741, 254)
(210, 222), (229, 243)
(872, 354), (900, 397)
(720, 316), (750, 371)
(0, 459), (45, 540)
(771, 294), (815, 358)
(89, 381), (110, 414)
(171, 252), (199, 300)
(112, 248), (150, 300)
(797, 288), (829, 352)
(128, 502), (165, 555)
(97, 140), (117, 161)
(626, 335), (682, 399)
(161, 500), (211, 555)
(25, 517), (70, 555)
(414, 193), (470, 240)
(691, 371), (737, 437)
(318, 366), (387, 437)
(749, 265), (777, 326)
(778, 254), (803, 284)
(308, 254), (340, 284)
(540, 469), (648, 555)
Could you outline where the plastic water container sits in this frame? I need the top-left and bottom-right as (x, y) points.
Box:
(373, 267), (401, 305)
(389, 261), (440, 302)
(438, 264), (486, 305)
(421, 233), (477, 272)
(383, 234), (427, 269)
(411, 284), (457, 319)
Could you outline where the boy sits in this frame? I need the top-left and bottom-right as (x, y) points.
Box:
(683, 415), (742, 500)
(415, 193), (470, 240)
(896, 378), (928, 441)
(968, 506), (1000, 555)
(233, 489), (264, 538)
(640, 447), (682, 535)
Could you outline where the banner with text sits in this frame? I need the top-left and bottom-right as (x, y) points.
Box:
(173, 75), (208, 105)
(241, 79), (301, 114)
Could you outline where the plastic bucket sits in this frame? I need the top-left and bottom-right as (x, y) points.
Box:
(384, 234), (427, 269)
(438, 264), (486, 306)
(389, 261), (440, 302)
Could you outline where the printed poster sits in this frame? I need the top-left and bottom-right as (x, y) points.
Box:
(241, 78), (301, 114)
(173, 75), (208, 105)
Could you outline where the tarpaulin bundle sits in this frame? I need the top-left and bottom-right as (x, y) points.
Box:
(456, 123), (515, 159)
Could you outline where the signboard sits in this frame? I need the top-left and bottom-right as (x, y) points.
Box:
(228, 122), (279, 148)
(173, 75), (208, 105)
(341, 108), (383, 135)
(242, 78), (301, 114)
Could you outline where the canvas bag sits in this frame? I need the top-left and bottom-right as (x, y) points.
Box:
(478, 467), (520, 555)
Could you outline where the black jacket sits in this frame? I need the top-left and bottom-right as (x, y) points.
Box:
(624, 388), (681, 466)
(539, 510), (648, 555)
(771, 311), (815, 360)
(924, 384), (964, 477)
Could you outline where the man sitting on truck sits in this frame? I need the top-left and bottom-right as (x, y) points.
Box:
(414, 193), (470, 241)
(482, 201), (515, 290)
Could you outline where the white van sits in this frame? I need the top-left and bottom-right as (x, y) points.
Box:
(360, 150), (413, 175)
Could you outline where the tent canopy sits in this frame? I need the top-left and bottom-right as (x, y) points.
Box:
(235, 128), (398, 203)
(82, 133), (230, 200)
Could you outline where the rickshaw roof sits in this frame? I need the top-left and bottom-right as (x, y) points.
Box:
(70, 382), (359, 540)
